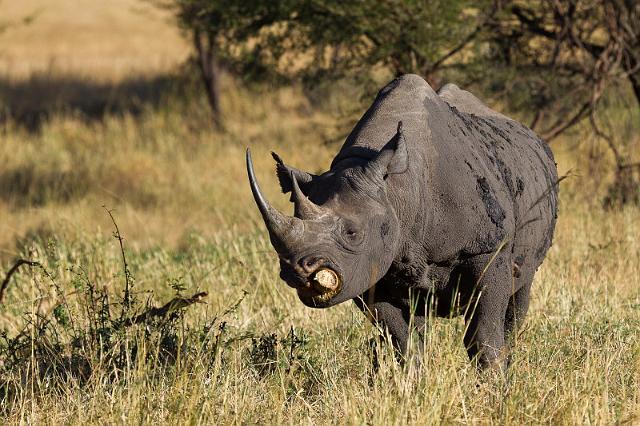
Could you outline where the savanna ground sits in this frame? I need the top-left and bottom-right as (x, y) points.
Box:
(0, 1), (639, 424)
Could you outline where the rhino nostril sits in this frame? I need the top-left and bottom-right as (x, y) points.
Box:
(300, 256), (324, 273)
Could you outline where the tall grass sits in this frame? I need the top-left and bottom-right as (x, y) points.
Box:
(0, 183), (638, 423)
(0, 74), (638, 423)
(0, 72), (352, 258)
(0, 74), (638, 424)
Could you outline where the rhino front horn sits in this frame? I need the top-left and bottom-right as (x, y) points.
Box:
(246, 148), (302, 250)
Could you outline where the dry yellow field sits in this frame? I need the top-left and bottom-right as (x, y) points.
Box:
(0, 1), (639, 424)
(0, 0), (189, 79)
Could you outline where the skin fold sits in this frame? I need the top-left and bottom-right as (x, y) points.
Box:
(247, 74), (558, 372)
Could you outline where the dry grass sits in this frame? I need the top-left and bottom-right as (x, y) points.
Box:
(0, 1), (639, 424)
(0, 0), (188, 80)
(0, 148), (638, 423)
(0, 74), (347, 257)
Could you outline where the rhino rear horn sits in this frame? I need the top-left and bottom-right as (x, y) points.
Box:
(290, 171), (324, 220)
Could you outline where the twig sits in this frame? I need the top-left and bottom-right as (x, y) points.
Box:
(589, 106), (623, 167)
(619, 162), (640, 171)
(103, 206), (132, 314)
(516, 171), (572, 234)
(541, 101), (591, 142)
(0, 259), (41, 304)
(426, 1), (500, 77)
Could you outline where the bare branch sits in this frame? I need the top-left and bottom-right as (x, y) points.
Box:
(121, 292), (208, 327)
(0, 259), (41, 304)
(104, 206), (133, 315)
(541, 100), (591, 142)
(589, 109), (624, 168)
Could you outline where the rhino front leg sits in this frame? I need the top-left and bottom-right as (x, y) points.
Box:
(463, 252), (513, 372)
(353, 287), (415, 358)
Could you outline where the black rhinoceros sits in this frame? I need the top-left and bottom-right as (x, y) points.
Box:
(246, 74), (558, 370)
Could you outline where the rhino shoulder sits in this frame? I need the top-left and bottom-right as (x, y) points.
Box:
(437, 83), (508, 121)
(377, 74), (438, 103)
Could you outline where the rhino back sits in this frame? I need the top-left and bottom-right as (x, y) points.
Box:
(437, 83), (558, 267)
(332, 74), (436, 167)
(332, 75), (558, 266)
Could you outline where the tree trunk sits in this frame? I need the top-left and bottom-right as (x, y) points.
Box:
(194, 29), (222, 129)
(628, 68), (640, 109)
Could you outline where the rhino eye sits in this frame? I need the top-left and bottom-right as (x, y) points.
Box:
(341, 223), (363, 245)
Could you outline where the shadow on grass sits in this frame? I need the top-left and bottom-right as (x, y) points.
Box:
(0, 166), (91, 207)
(0, 72), (183, 131)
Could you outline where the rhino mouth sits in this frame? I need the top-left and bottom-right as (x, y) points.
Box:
(296, 267), (343, 306)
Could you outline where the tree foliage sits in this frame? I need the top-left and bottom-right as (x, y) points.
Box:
(479, 0), (639, 206)
(172, 0), (293, 126)
(279, 0), (490, 85)
(172, 0), (489, 123)
(172, 0), (639, 204)
(482, 0), (639, 138)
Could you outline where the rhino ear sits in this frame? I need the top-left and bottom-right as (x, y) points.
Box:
(271, 152), (317, 194)
(366, 121), (409, 180)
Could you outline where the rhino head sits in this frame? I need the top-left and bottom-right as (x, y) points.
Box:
(246, 122), (408, 308)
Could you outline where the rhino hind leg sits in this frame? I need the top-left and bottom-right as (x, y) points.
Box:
(505, 278), (532, 342)
(503, 267), (534, 366)
(462, 251), (513, 372)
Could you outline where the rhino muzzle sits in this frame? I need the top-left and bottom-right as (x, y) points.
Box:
(312, 268), (340, 292)
(297, 267), (343, 306)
